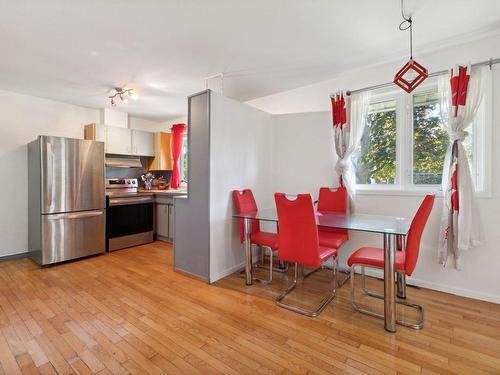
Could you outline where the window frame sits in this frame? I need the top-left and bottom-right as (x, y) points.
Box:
(354, 76), (491, 197)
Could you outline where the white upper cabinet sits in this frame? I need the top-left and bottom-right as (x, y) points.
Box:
(84, 123), (155, 156)
(131, 130), (154, 157)
(106, 126), (132, 155)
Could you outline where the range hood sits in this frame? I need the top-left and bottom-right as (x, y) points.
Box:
(105, 156), (142, 168)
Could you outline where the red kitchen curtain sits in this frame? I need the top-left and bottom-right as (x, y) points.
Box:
(170, 123), (186, 189)
(438, 64), (485, 269)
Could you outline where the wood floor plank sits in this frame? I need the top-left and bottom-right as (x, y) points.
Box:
(0, 242), (498, 375)
(0, 329), (23, 374)
(15, 353), (40, 375)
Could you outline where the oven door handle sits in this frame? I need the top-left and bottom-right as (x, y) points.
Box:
(109, 196), (154, 206)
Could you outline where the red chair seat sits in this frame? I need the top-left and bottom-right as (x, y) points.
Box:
(347, 247), (406, 272)
(318, 230), (348, 250)
(250, 231), (279, 250)
(319, 246), (338, 262)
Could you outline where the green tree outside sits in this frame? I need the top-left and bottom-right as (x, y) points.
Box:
(353, 92), (451, 186)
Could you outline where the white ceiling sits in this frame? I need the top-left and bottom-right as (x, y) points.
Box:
(1, 0), (500, 121)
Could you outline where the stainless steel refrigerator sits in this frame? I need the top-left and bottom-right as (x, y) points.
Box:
(28, 136), (106, 265)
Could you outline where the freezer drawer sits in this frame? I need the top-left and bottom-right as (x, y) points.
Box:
(37, 209), (105, 265)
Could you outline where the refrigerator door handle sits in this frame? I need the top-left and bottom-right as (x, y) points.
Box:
(46, 141), (55, 211)
(47, 211), (104, 220)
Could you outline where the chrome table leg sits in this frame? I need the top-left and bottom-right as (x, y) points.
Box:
(384, 233), (396, 333)
(243, 217), (252, 286)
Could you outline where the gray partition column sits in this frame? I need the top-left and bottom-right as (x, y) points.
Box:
(173, 90), (211, 281)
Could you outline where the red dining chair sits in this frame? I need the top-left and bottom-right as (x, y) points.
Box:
(233, 189), (279, 284)
(316, 187), (349, 285)
(274, 193), (338, 317)
(347, 194), (435, 329)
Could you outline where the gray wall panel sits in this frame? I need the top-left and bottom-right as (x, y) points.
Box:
(173, 91), (210, 280)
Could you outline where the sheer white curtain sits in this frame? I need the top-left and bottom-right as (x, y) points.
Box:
(333, 91), (371, 198)
(437, 65), (486, 269)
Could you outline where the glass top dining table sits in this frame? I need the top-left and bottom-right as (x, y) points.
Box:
(233, 208), (411, 333)
(233, 208), (411, 235)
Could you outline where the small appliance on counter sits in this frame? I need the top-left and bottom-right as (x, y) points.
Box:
(28, 136), (106, 265)
(157, 177), (169, 190)
(141, 172), (155, 190)
(106, 178), (154, 251)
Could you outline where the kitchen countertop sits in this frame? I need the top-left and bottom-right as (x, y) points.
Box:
(138, 189), (187, 196)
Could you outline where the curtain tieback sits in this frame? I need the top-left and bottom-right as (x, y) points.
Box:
(335, 158), (350, 175)
(449, 130), (469, 142)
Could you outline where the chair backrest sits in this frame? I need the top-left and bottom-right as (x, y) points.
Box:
(317, 186), (347, 213)
(274, 193), (321, 268)
(405, 194), (435, 276)
(232, 189), (260, 243)
(317, 187), (348, 235)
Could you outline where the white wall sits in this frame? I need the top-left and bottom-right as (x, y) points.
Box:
(129, 116), (170, 132)
(249, 35), (500, 303)
(209, 93), (273, 282)
(128, 116), (187, 133)
(272, 111), (335, 195)
(248, 33), (500, 114)
(168, 116), (188, 126)
(0, 90), (100, 257)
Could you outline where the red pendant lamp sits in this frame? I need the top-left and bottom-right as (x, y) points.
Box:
(393, 0), (428, 93)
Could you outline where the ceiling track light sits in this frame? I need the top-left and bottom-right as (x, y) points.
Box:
(108, 87), (137, 106)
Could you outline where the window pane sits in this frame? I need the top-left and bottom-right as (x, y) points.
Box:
(354, 99), (397, 185)
(412, 91), (449, 185)
(182, 135), (188, 182)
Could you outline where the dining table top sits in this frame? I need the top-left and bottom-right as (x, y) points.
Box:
(233, 208), (411, 236)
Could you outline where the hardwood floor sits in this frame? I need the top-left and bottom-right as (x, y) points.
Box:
(0, 242), (499, 374)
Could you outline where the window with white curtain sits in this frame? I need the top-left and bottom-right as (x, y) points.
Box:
(352, 79), (490, 195)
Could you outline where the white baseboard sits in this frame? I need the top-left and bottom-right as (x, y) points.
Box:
(210, 254), (260, 284)
(406, 277), (500, 304)
(356, 266), (500, 305)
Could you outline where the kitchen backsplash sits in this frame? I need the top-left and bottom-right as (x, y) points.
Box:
(105, 157), (172, 188)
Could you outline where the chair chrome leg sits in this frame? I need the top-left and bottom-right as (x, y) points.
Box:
(258, 256), (288, 273)
(336, 268), (351, 288)
(351, 265), (424, 330)
(238, 245), (273, 285)
(277, 260), (288, 272)
(360, 266), (380, 298)
(351, 265), (385, 320)
(397, 272), (406, 299)
(269, 249), (273, 283)
(308, 261), (349, 288)
(276, 260), (337, 317)
(303, 265), (321, 278)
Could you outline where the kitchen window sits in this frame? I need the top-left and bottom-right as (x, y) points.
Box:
(353, 80), (491, 195)
(180, 134), (188, 183)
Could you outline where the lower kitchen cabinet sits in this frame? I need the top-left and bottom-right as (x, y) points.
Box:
(154, 196), (174, 243)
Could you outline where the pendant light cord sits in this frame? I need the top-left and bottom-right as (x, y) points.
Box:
(398, 0), (413, 59)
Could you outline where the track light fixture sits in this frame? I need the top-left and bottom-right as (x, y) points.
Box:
(108, 87), (137, 107)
